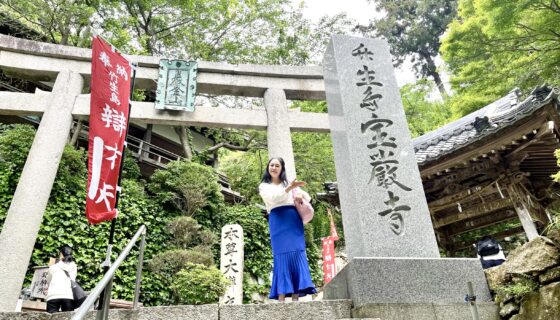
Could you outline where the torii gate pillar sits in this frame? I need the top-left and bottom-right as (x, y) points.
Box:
(0, 71), (83, 312)
(264, 88), (297, 180)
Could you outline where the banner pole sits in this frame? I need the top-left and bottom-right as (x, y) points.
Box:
(97, 63), (137, 310)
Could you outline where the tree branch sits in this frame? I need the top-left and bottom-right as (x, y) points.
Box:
(207, 134), (264, 152)
(153, 17), (196, 35)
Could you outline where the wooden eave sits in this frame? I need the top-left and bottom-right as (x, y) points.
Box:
(420, 103), (559, 178)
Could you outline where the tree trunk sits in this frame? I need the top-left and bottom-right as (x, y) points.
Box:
(422, 53), (448, 99)
(212, 151), (219, 169)
(60, 32), (69, 45)
(174, 126), (193, 160)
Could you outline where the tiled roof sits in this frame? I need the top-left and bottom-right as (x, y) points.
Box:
(413, 86), (559, 166)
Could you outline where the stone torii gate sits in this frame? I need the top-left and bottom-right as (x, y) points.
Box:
(0, 34), (329, 311)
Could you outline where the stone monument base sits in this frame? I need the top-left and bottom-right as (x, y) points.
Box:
(325, 258), (498, 319)
(352, 302), (499, 320)
(324, 257), (492, 307)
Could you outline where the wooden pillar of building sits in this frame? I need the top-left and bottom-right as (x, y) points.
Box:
(513, 202), (539, 241)
(506, 173), (541, 241)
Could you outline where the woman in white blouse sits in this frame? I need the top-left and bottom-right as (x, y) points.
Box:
(258, 157), (316, 302)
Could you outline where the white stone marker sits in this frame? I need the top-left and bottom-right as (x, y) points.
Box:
(219, 224), (244, 305)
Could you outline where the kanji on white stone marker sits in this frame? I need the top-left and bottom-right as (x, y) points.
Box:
(219, 224), (244, 305)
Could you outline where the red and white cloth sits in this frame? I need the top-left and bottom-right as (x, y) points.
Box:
(86, 36), (132, 224)
(322, 236), (337, 284)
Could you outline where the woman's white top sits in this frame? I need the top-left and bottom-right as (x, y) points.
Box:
(259, 182), (311, 213)
(46, 261), (77, 301)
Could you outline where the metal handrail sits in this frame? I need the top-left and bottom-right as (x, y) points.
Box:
(71, 225), (147, 320)
(126, 135), (184, 162)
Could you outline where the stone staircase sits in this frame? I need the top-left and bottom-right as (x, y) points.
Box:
(0, 300), (500, 320)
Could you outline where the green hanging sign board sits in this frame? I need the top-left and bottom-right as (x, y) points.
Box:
(155, 59), (197, 111)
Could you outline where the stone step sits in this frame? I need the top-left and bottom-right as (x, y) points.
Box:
(0, 300), (353, 320)
(0, 300), (500, 320)
(352, 302), (500, 320)
(221, 300), (352, 320)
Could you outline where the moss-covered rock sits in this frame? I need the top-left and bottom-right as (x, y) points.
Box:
(505, 237), (559, 276)
(485, 263), (510, 292)
(546, 228), (560, 248)
(499, 302), (519, 318)
(538, 266), (560, 285)
(514, 282), (560, 320)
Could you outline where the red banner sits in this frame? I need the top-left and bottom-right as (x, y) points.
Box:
(86, 36), (132, 224)
(322, 236), (337, 284)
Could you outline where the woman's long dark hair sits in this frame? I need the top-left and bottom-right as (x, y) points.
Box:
(60, 246), (74, 263)
(260, 157), (288, 186)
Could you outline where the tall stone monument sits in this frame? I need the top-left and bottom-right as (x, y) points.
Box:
(323, 35), (495, 319)
(323, 36), (439, 259)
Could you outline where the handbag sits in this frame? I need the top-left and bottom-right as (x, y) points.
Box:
(63, 270), (87, 307)
(292, 188), (314, 224)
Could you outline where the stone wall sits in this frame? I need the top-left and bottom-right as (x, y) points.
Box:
(485, 231), (560, 320)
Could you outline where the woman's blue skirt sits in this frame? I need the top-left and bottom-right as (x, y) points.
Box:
(268, 205), (317, 300)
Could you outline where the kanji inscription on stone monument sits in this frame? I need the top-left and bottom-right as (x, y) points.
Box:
(219, 224), (244, 305)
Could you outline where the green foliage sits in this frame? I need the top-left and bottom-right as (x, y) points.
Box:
(552, 149), (560, 183)
(0, 0), (95, 46)
(2, 0), (356, 67)
(0, 125), (179, 306)
(147, 160), (225, 228)
(121, 149), (141, 180)
(148, 216), (216, 282)
(293, 100), (328, 113)
(0, 124), (36, 221)
(220, 150), (267, 203)
(309, 202), (345, 247)
(401, 80), (453, 137)
(171, 263), (229, 305)
(292, 131), (336, 197)
(495, 277), (539, 303)
(303, 223), (323, 286)
(441, 0), (560, 117)
(148, 247), (214, 277)
(366, 0), (458, 97)
(147, 216), (216, 282)
(111, 179), (179, 305)
(543, 207), (560, 236)
(166, 216), (215, 249)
